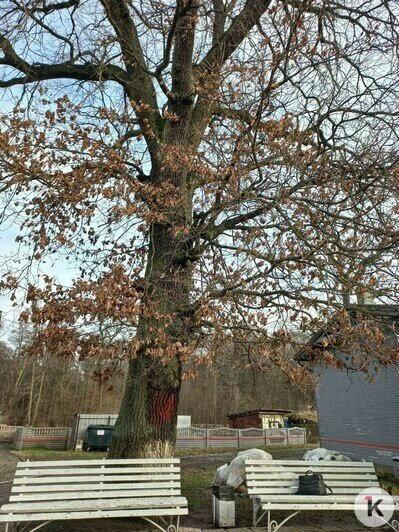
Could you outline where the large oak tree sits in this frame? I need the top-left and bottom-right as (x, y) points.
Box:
(0, 0), (398, 457)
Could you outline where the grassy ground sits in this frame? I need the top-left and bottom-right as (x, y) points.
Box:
(375, 466), (399, 496)
(14, 443), (315, 461)
(14, 449), (107, 461)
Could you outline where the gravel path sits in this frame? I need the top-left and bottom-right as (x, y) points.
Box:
(0, 443), (19, 532)
(0, 444), (18, 496)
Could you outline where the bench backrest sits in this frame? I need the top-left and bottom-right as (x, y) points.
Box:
(10, 459), (182, 503)
(245, 460), (379, 497)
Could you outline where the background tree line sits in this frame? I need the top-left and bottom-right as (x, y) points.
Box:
(0, 324), (311, 427)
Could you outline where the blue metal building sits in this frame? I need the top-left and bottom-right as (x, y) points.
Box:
(301, 305), (399, 467)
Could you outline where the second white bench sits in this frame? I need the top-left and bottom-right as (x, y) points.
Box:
(245, 459), (399, 531)
(0, 458), (188, 532)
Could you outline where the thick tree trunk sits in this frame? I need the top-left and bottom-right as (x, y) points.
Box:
(109, 1), (199, 458)
(108, 350), (182, 458)
(109, 218), (192, 457)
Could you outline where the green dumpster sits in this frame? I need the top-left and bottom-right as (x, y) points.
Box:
(86, 424), (114, 451)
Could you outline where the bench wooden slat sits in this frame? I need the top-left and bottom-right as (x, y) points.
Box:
(247, 473), (375, 480)
(15, 466), (179, 476)
(246, 467), (375, 473)
(247, 480), (379, 487)
(12, 481), (180, 493)
(245, 460), (371, 466)
(13, 473), (180, 484)
(255, 503), (357, 510)
(258, 495), (360, 503)
(259, 495), (399, 503)
(260, 501), (398, 510)
(2, 496), (187, 513)
(249, 487), (375, 495)
(16, 459), (180, 467)
(10, 489), (181, 501)
(0, 507), (189, 523)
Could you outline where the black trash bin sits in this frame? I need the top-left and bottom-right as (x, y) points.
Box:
(85, 424), (114, 451)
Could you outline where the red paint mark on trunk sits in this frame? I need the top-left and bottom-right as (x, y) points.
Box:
(151, 391), (175, 425)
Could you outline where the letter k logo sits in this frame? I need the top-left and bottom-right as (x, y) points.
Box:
(364, 495), (384, 517)
(355, 487), (394, 527)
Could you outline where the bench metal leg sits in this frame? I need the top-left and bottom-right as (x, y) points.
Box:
(168, 515), (179, 532)
(252, 498), (262, 527)
(252, 500), (302, 532)
(4, 521), (51, 532)
(142, 517), (167, 532)
(265, 510), (301, 532)
(25, 522), (51, 532)
(11, 522), (50, 532)
(141, 516), (180, 532)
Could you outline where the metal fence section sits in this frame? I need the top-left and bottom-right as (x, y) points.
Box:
(71, 413), (118, 447)
(14, 427), (72, 450)
(265, 428), (288, 446)
(175, 426), (207, 448)
(2, 422), (306, 450)
(287, 427), (307, 445)
(176, 426), (306, 448)
(239, 428), (265, 447)
(208, 427), (239, 448)
(0, 424), (21, 443)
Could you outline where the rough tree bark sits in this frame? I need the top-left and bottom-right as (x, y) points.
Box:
(109, 223), (193, 457)
(110, 0), (200, 457)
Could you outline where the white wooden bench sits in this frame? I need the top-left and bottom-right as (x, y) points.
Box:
(0, 458), (188, 532)
(245, 459), (399, 531)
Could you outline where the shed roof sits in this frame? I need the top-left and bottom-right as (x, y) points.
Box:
(228, 409), (292, 418)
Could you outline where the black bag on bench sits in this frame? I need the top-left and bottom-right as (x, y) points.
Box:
(296, 470), (333, 495)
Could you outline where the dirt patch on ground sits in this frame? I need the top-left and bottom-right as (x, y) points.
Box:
(180, 445), (314, 472)
(181, 451), (238, 471)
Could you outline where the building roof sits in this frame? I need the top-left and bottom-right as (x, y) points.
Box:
(298, 304), (399, 362)
(228, 409), (292, 418)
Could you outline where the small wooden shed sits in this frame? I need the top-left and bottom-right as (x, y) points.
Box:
(228, 409), (292, 429)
